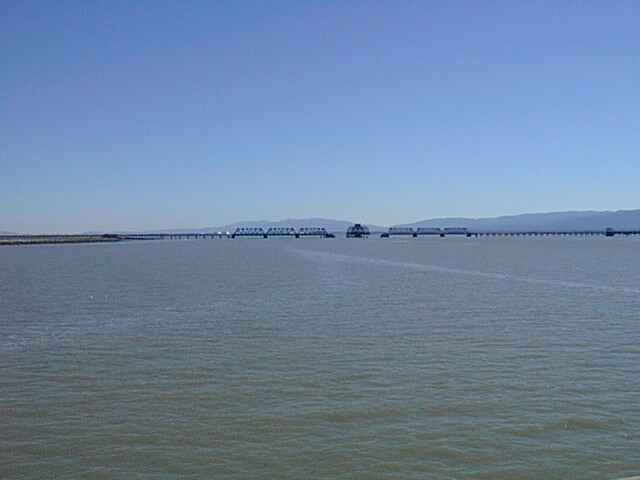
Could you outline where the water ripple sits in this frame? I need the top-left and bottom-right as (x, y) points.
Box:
(291, 248), (640, 295)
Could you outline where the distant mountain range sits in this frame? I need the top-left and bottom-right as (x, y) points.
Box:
(397, 209), (640, 232)
(142, 209), (640, 234)
(5, 210), (640, 235)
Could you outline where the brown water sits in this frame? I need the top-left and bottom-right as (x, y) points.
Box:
(2, 236), (639, 479)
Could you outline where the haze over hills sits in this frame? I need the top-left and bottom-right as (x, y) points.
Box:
(137, 210), (640, 235)
(5, 210), (640, 235)
(397, 209), (640, 232)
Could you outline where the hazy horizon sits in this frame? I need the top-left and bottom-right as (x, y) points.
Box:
(3, 208), (640, 235)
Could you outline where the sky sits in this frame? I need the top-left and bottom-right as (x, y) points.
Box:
(1, 0), (639, 233)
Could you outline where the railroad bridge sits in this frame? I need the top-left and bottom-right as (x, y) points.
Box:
(231, 227), (334, 238)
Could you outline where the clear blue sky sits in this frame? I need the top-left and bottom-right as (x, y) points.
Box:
(2, 0), (639, 233)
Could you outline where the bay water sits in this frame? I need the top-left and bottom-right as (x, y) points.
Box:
(2, 236), (639, 479)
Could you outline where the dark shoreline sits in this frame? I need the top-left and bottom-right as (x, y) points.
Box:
(0, 235), (129, 246)
(0, 233), (229, 245)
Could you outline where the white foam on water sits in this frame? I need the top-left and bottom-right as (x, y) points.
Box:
(291, 248), (640, 295)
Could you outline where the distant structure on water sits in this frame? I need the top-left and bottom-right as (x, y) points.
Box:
(381, 227), (470, 238)
(230, 227), (334, 238)
(347, 223), (370, 238)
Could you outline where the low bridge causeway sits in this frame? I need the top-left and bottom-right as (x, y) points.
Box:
(382, 228), (640, 238)
(3, 228), (639, 246)
(0, 228), (334, 245)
